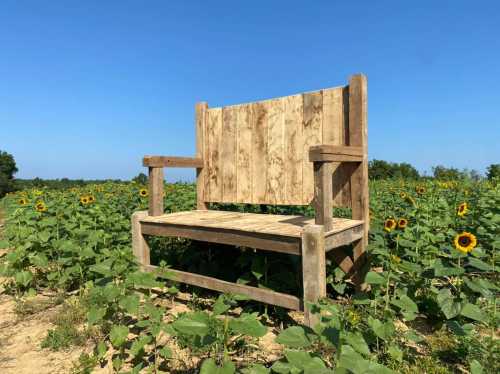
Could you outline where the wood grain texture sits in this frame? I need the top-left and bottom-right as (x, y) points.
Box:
(145, 264), (301, 310)
(143, 156), (203, 168)
(266, 98), (285, 204)
(236, 104), (253, 202)
(132, 211), (150, 267)
(140, 209), (363, 239)
(302, 224), (326, 327)
(302, 91), (323, 205)
(313, 161), (333, 231)
(207, 108), (223, 202)
(251, 102), (268, 203)
(196, 102), (208, 209)
(284, 94), (303, 204)
(348, 75), (369, 247)
(221, 106), (238, 202)
(148, 167), (164, 216)
(201, 81), (356, 206)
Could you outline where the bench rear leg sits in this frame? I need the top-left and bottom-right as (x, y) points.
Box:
(301, 224), (326, 328)
(132, 211), (150, 268)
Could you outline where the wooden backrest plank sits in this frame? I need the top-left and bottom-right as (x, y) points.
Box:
(266, 98), (286, 204)
(207, 108), (223, 202)
(251, 102), (268, 204)
(302, 91), (323, 205)
(236, 104), (253, 203)
(200, 77), (366, 207)
(283, 94), (303, 204)
(221, 106), (238, 202)
(195, 102), (208, 209)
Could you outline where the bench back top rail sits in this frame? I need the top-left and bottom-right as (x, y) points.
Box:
(196, 74), (367, 207)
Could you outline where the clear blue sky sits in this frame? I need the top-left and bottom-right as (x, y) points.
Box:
(1, 1), (499, 181)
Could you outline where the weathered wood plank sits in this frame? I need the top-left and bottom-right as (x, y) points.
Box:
(266, 99), (285, 204)
(148, 167), (164, 216)
(140, 210), (363, 239)
(132, 211), (150, 267)
(207, 108), (223, 202)
(284, 94), (303, 204)
(309, 145), (364, 157)
(302, 224), (326, 327)
(221, 106), (238, 202)
(251, 102), (268, 203)
(322, 87), (344, 145)
(144, 264), (301, 310)
(196, 102), (208, 209)
(325, 224), (364, 251)
(140, 221), (301, 255)
(236, 104), (253, 203)
(302, 91), (323, 205)
(313, 161), (333, 231)
(143, 156), (203, 168)
(348, 74), (369, 257)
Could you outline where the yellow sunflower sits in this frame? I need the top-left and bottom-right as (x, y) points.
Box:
(80, 196), (89, 205)
(139, 188), (148, 197)
(453, 232), (477, 254)
(391, 255), (401, 263)
(416, 186), (426, 195)
(399, 192), (407, 199)
(384, 218), (397, 232)
(35, 201), (47, 212)
(398, 218), (408, 229)
(87, 195), (96, 203)
(18, 198), (28, 206)
(457, 202), (468, 217)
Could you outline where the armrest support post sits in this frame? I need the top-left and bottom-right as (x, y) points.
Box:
(313, 161), (333, 232)
(148, 167), (164, 216)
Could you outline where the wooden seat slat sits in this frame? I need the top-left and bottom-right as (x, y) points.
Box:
(140, 210), (362, 239)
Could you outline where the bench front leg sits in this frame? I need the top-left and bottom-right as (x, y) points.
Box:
(132, 211), (150, 268)
(148, 167), (164, 216)
(302, 224), (326, 328)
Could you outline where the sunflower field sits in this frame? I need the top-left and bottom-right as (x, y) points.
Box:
(0, 178), (498, 373)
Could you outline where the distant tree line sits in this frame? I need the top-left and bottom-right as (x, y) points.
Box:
(1, 149), (499, 198)
(368, 159), (499, 181)
(14, 177), (126, 191)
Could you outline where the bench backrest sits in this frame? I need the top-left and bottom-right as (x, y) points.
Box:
(195, 74), (367, 207)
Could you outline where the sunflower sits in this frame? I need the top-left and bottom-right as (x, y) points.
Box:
(457, 202), (468, 217)
(398, 218), (408, 229)
(453, 232), (477, 254)
(35, 201), (47, 212)
(87, 195), (95, 203)
(80, 196), (89, 205)
(416, 186), (426, 195)
(18, 198), (28, 206)
(139, 188), (148, 197)
(399, 192), (407, 199)
(384, 218), (397, 232)
(391, 255), (401, 263)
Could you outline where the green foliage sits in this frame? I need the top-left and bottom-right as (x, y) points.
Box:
(1, 178), (498, 372)
(369, 159), (420, 180)
(0, 150), (18, 197)
(486, 163), (500, 180)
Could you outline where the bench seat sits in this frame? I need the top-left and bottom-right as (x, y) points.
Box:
(138, 210), (364, 256)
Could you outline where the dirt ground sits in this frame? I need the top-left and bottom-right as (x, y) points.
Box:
(0, 291), (87, 374)
(0, 213), (287, 373)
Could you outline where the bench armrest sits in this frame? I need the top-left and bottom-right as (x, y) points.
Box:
(143, 156), (203, 168)
(309, 145), (364, 163)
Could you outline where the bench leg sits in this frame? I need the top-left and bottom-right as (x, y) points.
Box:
(132, 211), (150, 268)
(301, 224), (326, 328)
(352, 238), (369, 291)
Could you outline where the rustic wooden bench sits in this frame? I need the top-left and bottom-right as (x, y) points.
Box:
(132, 74), (369, 326)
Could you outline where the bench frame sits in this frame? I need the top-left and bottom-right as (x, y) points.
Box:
(132, 74), (368, 326)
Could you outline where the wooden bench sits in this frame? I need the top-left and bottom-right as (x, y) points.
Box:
(132, 74), (369, 326)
